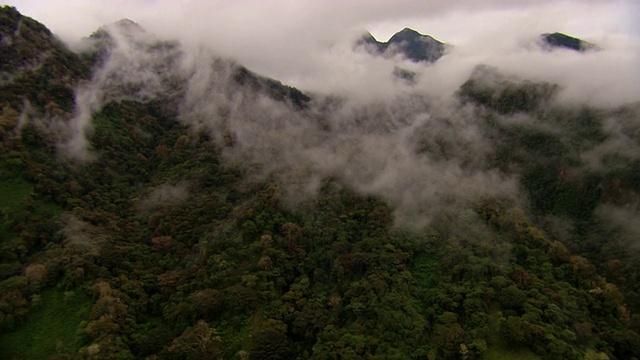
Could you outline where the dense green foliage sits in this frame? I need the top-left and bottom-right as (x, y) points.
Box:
(0, 6), (89, 113)
(1, 6), (639, 360)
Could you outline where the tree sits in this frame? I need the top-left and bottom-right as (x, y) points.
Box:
(500, 316), (530, 345)
(432, 322), (465, 357)
(250, 319), (291, 360)
(167, 320), (222, 360)
(189, 288), (224, 321)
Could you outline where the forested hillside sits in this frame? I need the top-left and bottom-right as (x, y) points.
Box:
(1, 6), (639, 359)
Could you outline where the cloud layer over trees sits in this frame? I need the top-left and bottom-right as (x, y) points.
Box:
(8, 0), (640, 227)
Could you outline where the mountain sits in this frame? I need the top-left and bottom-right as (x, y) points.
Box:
(231, 66), (311, 109)
(358, 27), (446, 63)
(77, 18), (311, 110)
(0, 6), (89, 112)
(1, 6), (639, 360)
(541, 32), (595, 52)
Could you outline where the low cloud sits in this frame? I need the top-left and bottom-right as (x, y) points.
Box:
(7, 0), (639, 226)
(595, 204), (640, 251)
(59, 20), (183, 160)
(139, 182), (190, 211)
(177, 50), (521, 226)
(581, 104), (640, 170)
(8, 1), (637, 97)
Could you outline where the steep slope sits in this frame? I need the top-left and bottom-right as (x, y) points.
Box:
(76, 17), (310, 110)
(0, 7), (639, 360)
(0, 6), (89, 113)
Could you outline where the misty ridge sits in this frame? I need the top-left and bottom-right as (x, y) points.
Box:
(5, 5), (640, 359)
(14, 13), (640, 229)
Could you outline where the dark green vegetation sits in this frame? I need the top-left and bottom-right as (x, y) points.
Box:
(1, 5), (640, 359)
(0, 6), (89, 112)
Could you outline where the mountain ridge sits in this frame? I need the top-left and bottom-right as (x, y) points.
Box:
(0, 6), (638, 360)
(358, 27), (597, 63)
(357, 27), (446, 63)
(0, 5), (89, 112)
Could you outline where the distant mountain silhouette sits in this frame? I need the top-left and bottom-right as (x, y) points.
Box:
(541, 32), (595, 52)
(357, 27), (445, 63)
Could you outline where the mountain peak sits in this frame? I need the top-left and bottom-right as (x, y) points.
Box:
(357, 27), (445, 63)
(111, 18), (144, 32)
(389, 27), (438, 43)
(541, 32), (595, 52)
(89, 18), (145, 41)
(396, 27), (422, 36)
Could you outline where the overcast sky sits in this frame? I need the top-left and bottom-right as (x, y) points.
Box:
(6, 0), (638, 42)
(5, 0), (640, 103)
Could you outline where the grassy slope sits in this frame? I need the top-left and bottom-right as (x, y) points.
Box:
(0, 173), (33, 244)
(0, 289), (92, 359)
(0, 177), (32, 211)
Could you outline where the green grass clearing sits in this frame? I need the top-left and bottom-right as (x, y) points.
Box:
(0, 177), (33, 213)
(0, 288), (92, 359)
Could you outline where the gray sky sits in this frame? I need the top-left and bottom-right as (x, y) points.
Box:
(5, 0), (640, 104)
(7, 1), (637, 41)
